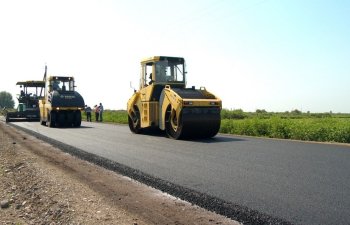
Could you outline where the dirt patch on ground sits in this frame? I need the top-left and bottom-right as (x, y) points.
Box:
(0, 121), (240, 225)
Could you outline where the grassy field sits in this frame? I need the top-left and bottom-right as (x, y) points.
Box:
(220, 117), (350, 143)
(221, 109), (350, 143)
(80, 109), (350, 144)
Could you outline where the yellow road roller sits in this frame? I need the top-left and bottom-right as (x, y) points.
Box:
(127, 56), (222, 139)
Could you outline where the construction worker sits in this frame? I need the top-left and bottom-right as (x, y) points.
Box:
(99, 103), (104, 122)
(84, 105), (92, 122)
(94, 105), (100, 122)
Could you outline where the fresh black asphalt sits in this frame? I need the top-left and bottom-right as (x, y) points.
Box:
(8, 121), (350, 225)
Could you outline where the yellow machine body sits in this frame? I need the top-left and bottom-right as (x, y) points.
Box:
(127, 56), (222, 139)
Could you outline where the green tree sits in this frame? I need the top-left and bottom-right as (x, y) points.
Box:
(291, 109), (302, 115)
(256, 109), (267, 114)
(221, 109), (247, 119)
(0, 91), (15, 109)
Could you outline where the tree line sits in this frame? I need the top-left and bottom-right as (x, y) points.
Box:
(0, 91), (15, 109)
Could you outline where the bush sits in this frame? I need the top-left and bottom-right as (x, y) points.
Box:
(221, 109), (247, 119)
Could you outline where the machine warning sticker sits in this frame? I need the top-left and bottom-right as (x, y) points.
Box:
(60, 95), (76, 99)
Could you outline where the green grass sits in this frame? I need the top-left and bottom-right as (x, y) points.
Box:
(220, 117), (350, 143)
(82, 110), (128, 124)
(103, 110), (128, 124)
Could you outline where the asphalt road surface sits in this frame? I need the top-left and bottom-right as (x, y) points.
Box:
(8, 121), (350, 225)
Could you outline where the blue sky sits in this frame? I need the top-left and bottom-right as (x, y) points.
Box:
(0, 0), (349, 112)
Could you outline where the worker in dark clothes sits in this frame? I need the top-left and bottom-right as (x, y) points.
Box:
(84, 105), (92, 122)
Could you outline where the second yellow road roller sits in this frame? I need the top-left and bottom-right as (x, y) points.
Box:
(39, 66), (85, 127)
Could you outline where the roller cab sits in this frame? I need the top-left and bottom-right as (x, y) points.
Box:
(127, 56), (222, 139)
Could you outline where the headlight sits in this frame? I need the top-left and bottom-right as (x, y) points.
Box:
(183, 101), (193, 105)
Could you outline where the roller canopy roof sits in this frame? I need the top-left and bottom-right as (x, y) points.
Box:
(16, 81), (45, 87)
(141, 56), (185, 64)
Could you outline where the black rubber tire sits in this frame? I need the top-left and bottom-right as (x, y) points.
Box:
(58, 112), (66, 127)
(128, 108), (142, 134)
(47, 111), (56, 128)
(165, 107), (183, 139)
(74, 111), (81, 127)
(67, 111), (74, 127)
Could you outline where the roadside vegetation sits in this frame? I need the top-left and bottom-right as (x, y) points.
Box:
(83, 110), (128, 124)
(77, 109), (350, 144)
(220, 109), (350, 143)
(103, 109), (128, 124)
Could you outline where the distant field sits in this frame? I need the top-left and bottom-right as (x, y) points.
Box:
(84, 109), (350, 143)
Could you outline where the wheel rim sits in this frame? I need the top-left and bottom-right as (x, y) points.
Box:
(132, 110), (140, 128)
(165, 106), (183, 139)
(170, 110), (178, 132)
(132, 115), (139, 128)
(128, 108), (141, 133)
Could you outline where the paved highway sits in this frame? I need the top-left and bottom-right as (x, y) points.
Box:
(9, 121), (350, 225)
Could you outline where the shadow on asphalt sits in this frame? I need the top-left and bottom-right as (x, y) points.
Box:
(55, 125), (93, 129)
(6, 119), (40, 123)
(138, 128), (166, 137)
(184, 136), (246, 143)
(135, 129), (245, 143)
(4, 120), (93, 129)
